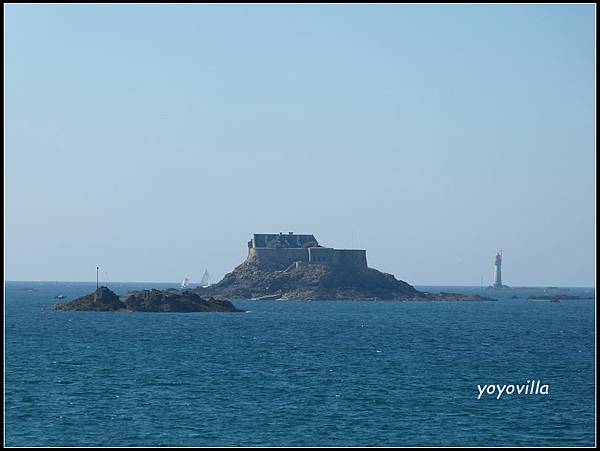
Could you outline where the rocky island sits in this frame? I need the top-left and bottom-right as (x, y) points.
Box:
(53, 286), (244, 312)
(527, 294), (595, 301)
(196, 232), (496, 302)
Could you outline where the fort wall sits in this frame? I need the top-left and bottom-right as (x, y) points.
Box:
(308, 247), (367, 268)
(247, 247), (367, 269)
(246, 233), (368, 270)
(248, 247), (309, 269)
(251, 233), (317, 248)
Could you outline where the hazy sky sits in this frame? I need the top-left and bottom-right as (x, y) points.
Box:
(5, 5), (596, 286)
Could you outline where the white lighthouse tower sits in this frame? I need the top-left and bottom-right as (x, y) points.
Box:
(493, 250), (503, 288)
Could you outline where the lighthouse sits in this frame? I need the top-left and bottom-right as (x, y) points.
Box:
(493, 250), (503, 288)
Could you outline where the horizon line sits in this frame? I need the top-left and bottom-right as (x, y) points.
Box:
(4, 280), (596, 289)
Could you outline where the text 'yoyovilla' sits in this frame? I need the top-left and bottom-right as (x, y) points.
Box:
(477, 380), (549, 400)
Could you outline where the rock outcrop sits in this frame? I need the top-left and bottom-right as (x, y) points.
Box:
(53, 287), (243, 312)
(197, 254), (496, 302)
(54, 286), (126, 311)
(123, 289), (243, 312)
(403, 291), (498, 302)
(527, 294), (594, 301)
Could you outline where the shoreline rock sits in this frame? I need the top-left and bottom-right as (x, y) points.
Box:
(197, 256), (497, 302)
(53, 286), (125, 311)
(527, 294), (594, 301)
(53, 286), (244, 312)
(123, 289), (244, 312)
(407, 292), (497, 302)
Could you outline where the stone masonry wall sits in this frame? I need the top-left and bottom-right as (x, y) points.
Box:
(308, 247), (367, 268)
(248, 247), (309, 269)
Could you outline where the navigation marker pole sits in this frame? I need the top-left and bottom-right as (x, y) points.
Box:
(96, 266), (99, 290)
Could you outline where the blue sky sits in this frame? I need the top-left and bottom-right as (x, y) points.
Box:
(5, 5), (595, 286)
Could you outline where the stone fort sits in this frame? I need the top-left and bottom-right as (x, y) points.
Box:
(247, 232), (368, 269)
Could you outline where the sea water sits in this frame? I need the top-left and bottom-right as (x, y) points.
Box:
(4, 282), (595, 446)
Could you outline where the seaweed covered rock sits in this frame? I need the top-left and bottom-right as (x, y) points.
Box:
(53, 287), (244, 312)
(53, 286), (125, 311)
(123, 289), (243, 312)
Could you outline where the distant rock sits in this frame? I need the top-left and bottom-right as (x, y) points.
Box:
(53, 286), (243, 312)
(527, 294), (594, 301)
(486, 284), (511, 290)
(53, 286), (125, 311)
(123, 289), (243, 312)
(407, 291), (497, 302)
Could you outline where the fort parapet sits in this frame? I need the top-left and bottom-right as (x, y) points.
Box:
(246, 232), (367, 269)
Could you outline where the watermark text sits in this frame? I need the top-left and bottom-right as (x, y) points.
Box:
(477, 380), (549, 399)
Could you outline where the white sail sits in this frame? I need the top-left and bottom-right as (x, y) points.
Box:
(181, 277), (190, 288)
(200, 270), (210, 287)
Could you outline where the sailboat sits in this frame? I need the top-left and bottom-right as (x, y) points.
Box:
(200, 270), (211, 288)
(181, 277), (190, 289)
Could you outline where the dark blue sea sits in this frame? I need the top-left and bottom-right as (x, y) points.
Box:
(4, 282), (596, 446)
